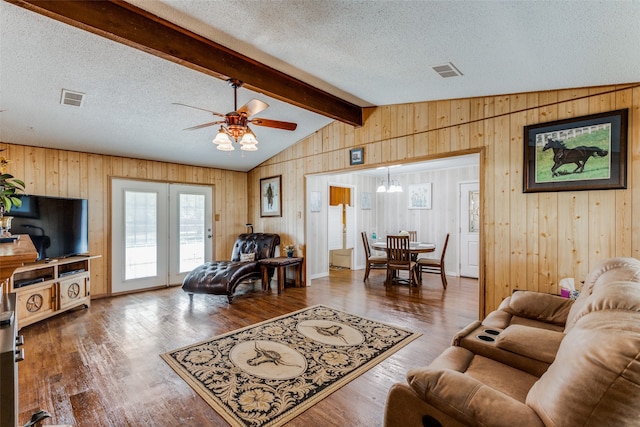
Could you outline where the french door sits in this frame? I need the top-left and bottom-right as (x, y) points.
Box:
(111, 179), (213, 294)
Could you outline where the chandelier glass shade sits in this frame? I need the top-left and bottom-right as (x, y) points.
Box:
(376, 167), (403, 193)
(212, 124), (259, 151)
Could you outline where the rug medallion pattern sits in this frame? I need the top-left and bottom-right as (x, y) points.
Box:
(161, 305), (420, 427)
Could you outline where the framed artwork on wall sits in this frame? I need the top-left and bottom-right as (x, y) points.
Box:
(408, 183), (432, 209)
(350, 147), (364, 165)
(260, 175), (282, 217)
(310, 191), (321, 212)
(361, 191), (372, 210)
(523, 109), (628, 193)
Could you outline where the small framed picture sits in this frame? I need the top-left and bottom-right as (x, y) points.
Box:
(260, 175), (282, 217)
(408, 183), (432, 209)
(361, 191), (372, 210)
(310, 191), (321, 212)
(523, 109), (628, 193)
(350, 147), (364, 165)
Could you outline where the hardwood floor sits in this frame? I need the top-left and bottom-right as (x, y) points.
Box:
(17, 269), (479, 426)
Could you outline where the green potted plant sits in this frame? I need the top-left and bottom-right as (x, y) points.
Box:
(0, 149), (25, 216)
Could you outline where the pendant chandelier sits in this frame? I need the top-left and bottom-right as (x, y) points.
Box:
(376, 167), (403, 193)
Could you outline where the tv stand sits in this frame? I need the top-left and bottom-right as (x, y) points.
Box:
(8, 256), (99, 330)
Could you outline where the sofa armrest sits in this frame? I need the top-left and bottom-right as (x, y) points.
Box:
(504, 291), (573, 325)
(408, 368), (544, 427)
(495, 325), (564, 364)
(451, 321), (482, 346)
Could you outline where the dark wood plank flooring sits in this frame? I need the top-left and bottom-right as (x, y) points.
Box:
(17, 269), (478, 426)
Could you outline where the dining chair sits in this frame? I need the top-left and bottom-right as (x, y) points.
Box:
(417, 233), (450, 288)
(398, 230), (418, 241)
(361, 232), (387, 281)
(385, 235), (420, 287)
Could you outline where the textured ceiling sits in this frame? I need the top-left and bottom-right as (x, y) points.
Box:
(1, 0), (639, 172)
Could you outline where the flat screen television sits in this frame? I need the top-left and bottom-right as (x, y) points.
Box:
(9, 195), (89, 261)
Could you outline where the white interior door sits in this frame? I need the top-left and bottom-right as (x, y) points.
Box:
(459, 182), (480, 278)
(111, 179), (212, 293)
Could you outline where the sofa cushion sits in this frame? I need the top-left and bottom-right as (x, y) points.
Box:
(506, 291), (573, 326)
(495, 325), (563, 364)
(408, 347), (543, 427)
(565, 257), (640, 332)
(527, 294), (640, 426)
(409, 346), (539, 403)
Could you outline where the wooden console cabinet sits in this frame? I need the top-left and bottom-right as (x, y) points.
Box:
(8, 256), (98, 329)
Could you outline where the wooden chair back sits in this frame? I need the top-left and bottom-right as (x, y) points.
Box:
(440, 233), (450, 263)
(361, 232), (372, 259)
(386, 235), (411, 267)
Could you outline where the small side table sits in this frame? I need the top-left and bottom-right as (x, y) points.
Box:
(260, 257), (304, 294)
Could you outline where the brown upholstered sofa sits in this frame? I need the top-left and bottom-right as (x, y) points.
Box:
(182, 233), (280, 303)
(384, 257), (640, 426)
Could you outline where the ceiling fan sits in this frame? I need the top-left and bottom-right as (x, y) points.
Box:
(174, 79), (297, 151)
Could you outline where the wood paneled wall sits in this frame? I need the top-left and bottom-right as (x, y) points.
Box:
(0, 144), (248, 297)
(249, 83), (640, 316)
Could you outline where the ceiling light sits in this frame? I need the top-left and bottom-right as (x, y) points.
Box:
(377, 167), (403, 193)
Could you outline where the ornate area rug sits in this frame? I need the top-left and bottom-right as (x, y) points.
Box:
(161, 304), (420, 427)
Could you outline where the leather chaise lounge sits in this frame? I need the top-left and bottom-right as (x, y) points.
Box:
(182, 233), (280, 303)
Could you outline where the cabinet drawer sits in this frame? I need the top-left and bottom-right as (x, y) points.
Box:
(59, 275), (89, 309)
(16, 285), (56, 322)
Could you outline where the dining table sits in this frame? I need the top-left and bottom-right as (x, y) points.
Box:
(372, 240), (436, 285)
(372, 241), (436, 261)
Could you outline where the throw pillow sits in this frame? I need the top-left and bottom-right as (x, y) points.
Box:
(240, 252), (255, 262)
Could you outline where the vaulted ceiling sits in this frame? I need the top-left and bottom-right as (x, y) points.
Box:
(1, 0), (639, 172)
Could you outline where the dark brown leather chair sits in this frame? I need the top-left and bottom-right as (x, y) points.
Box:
(182, 233), (280, 303)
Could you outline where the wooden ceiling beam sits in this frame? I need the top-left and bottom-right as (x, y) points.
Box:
(8, 0), (363, 127)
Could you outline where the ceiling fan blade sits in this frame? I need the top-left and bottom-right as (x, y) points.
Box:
(173, 102), (225, 117)
(250, 118), (297, 131)
(183, 120), (224, 131)
(237, 98), (269, 117)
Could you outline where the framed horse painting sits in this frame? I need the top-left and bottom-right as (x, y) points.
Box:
(523, 109), (628, 193)
(260, 175), (282, 217)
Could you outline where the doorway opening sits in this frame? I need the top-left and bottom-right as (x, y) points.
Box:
(328, 185), (355, 270)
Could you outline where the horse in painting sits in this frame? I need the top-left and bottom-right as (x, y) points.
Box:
(542, 138), (608, 177)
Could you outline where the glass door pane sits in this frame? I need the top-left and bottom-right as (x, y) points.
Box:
(178, 193), (205, 272)
(124, 190), (158, 280)
(112, 179), (168, 293)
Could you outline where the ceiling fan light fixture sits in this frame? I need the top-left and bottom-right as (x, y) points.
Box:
(213, 128), (232, 145)
(216, 142), (235, 151)
(240, 128), (258, 145)
(240, 143), (258, 151)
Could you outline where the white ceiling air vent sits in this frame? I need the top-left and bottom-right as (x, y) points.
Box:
(60, 89), (85, 107)
(431, 62), (463, 78)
